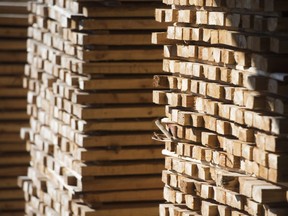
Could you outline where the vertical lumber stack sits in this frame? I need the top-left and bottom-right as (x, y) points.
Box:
(19, 0), (166, 215)
(0, 1), (29, 215)
(153, 0), (288, 215)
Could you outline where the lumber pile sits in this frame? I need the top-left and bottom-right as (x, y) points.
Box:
(153, 0), (288, 215)
(0, 1), (29, 215)
(19, 0), (166, 215)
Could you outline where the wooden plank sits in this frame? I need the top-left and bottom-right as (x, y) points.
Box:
(0, 143), (26, 153)
(79, 77), (157, 90)
(74, 147), (163, 161)
(0, 76), (23, 86)
(0, 166), (27, 177)
(81, 175), (162, 192)
(76, 119), (158, 132)
(0, 14), (28, 26)
(0, 65), (25, 74)
(81, 4), (158, 17)
(0, 39), (26, 50)
(77, 62), (163, 74)
(0, 111), (28, 120)
(0, 2), (27, 14)
(77, 48), (162, 61)
(74, 161), (164, 176)
(0, 189), (24, 200)
(0, 51), (26, 62)
(0, 27), (27, 38)
(75, 18), (166, 30)
(0, 99), (26, 109)
(0, 154), (29, 165)
(0, 200), (24, 210)
(75, 133), (160, 147)
(73, 105), (164, 119)
(79, 189), (162, 203)
(72, 91), (152, 104)
(75, 33), (153, 45)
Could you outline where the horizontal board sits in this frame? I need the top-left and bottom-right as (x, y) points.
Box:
(74, 160), (164, 176)
(75, 132), (160, 147)
(77, 61), (163, 74)
(73, 105), (164, 119)
(77, 119), (158, 132)
(80, 175), (162, 192)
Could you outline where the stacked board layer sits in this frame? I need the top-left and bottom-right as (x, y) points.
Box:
(0, 1), (29, 215)
(153, 0), (288, 215)
(19, 0), (167, 215)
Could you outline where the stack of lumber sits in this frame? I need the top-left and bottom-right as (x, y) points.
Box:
(0, 1), (29, 215)
(19, 0), (166, 215)
(153, 0), (288, 215)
